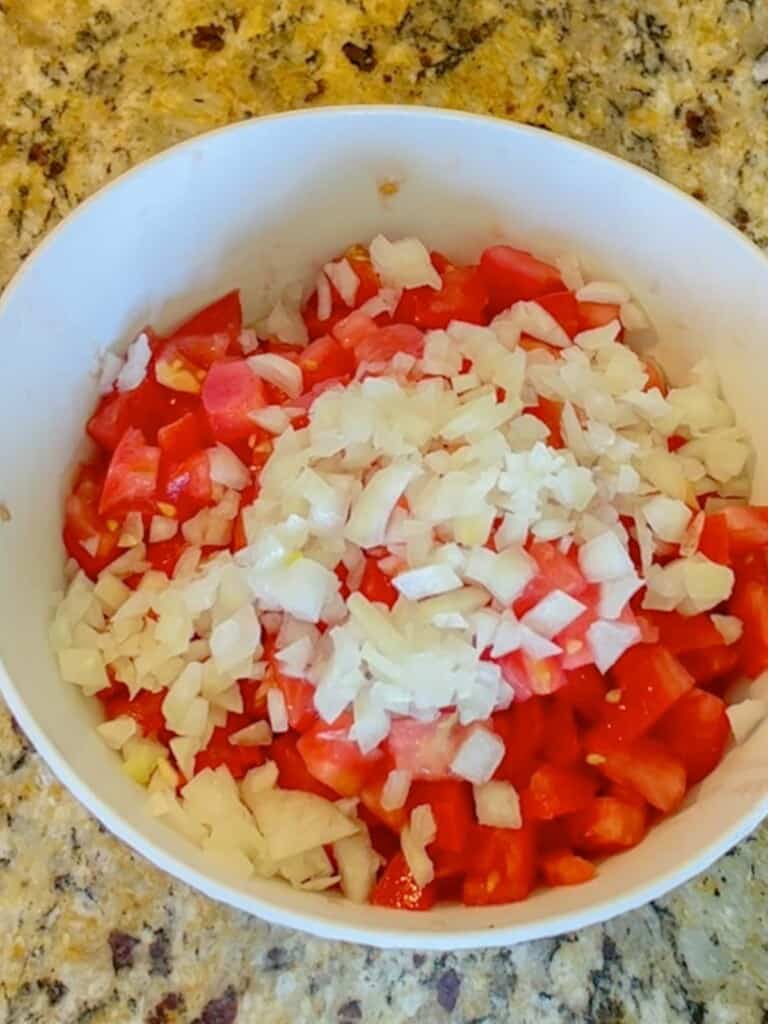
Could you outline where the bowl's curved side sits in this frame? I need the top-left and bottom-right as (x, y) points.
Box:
(2, 106), (768, 949)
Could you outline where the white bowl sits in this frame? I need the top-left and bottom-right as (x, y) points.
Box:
(2, 107), (768, 950)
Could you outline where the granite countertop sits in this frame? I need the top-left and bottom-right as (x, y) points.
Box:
(2, 1), (768, 1021)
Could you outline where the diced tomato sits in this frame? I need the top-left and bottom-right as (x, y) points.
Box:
(596, 738), (686, 812)
(303, 254), (380, 339)
(654, 689), (731, 784)
(640, 610), (723, 656)
(556, 585), (601, 671)
(492, 699), (546, 787)
(395, 265), (489, 329)
(359, 558), (398, 607)
(540, 849), (596, 887)
(560, 664), (608, 724)
(360, 765), (410, 833)
(201, 360), (266, 445)
(541, 699), (582, 766)
(297, 715), (383, 796)
(409, 779), (474, 854)
(525, 395), (564, 447)
(157, 411), (211, 462)
(697, 513), (730, 565)
(99, 427), (160, 515)
(194, 720), (265, 780)
(587, 644), (695, 750)
(720, 506), (768, 555)
(479, 246), (563, 312)
(269, 733), (337, 799)
(104, 686), (167, 739)
(354, 324), (425, 365)
(730, 580), (768, 679)
(497, 650), (567, 700)
(536, 291), (579, 338)
(667, 434), (687, 453)
(298, 335), (356, 391)
(63, 463), (119, 577)
(680, 643), (741, 687)
(522, 764), (597, 821)
(387, 713), (460, 780)
(568, 796), (647, 853)
(271, 669), (317, 733)
(160, 450), (213, 519)
(462, 824), (537, 905)
(146, 535), (187, 576)
(333, 311), (378, 349)
(87, 391), (135, 451)
(733, 549), (768, 587)
(165, 290), (242, 344)
(372, 852), (436, 910)
(576, 301), (620, 333)
(515, 542), (587, 615)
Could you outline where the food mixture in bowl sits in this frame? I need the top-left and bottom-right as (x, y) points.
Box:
(51, 236), (768, 909)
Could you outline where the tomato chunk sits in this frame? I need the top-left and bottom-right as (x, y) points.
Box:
(720, 506), (768, 555)
(372, 852), (436, 910)
(536, 291), (579, 338)
(641, 610), (723, 656)
(298, 335), (356, 391)
(541, 699), (582, 766)
(462, 824), (536, 905)
(515, 541), (587, 614)
(522, 764), (597, 821)
(297, 716), (383, 796)
(730, 580), (768, 679)
(103, 686), (167, 739)
(64, 463), (119, 577)
(526, 396), (564, 447)
(680, 644), (741, 687)
(569, 797), (647, 853)
(479, 246), (563, 312)
(270, 667), (317, 733)
(576, 301), (620, 333)
(358, 558), (398, 607)
(194, 717), (265, 780)
(269, 734), (337, 799)
(492, 699), (546, 787)
(166, 290), (242, 343)
(157, 411), (211, 462)
(697, 513), (730, 565)
(560, 665), (608, 724)
(409, 779), (474, 854)
(160, 450), (213, 519)
(354, 324), (424, 365)
(99, 427), (160, 515)
(201, 360), (266, 445)
(654, 688), (731, 784)
(360, 765), (410, 832)
(587, 644), (695, 750)
(395, 264), (489, 329)
(540, 849), (596, 886)
(596, 738), (686, 812)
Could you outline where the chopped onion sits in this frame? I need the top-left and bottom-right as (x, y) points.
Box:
(380, 768), (412, 811)
(521, 590), (586, 638)
(345, 461), (421, 549)
(369, 234), (441, 290)
(393, 564), (462, 601)
(450, 727), (504, 784)
(334, 829), (381, 903)
(401, 804), (437, 887)
(598, 574), (643, 620)
(726, 699), (767, 743)
(315, 271), (332, 322)
(642, 495), (692, 543)
(116, 332), (151, 392)
(247, 789), (358, 861)
(208, 444), (249, 490)
(473, 780), (522, 828)
(98, 350), (123, 394)
(96, 715), (137, 750)
(230, 721), (273, 746)
(578, 531), (635, 582)
(587, 620), (640, 673)
(576, 281), (630, 304)
(267, 687), (289, 733)
(246, 353), (303, 399)
(324, 258), (359, 306)
(149, 515), (178, 543)
(711, 613), (742, 646)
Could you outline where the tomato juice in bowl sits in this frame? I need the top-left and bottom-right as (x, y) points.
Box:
(2, 108), (768, 948)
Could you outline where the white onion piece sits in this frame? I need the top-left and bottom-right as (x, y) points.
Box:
(576, 281), (630, 304)
(98, 351), (123, 394)
(473, 780), (522, 829)
(587, 620), (640, 673)
(208, 444), (249, 490)
(598, 575), (643, 620)
(248, 789), (358, 861)
(117, 332), (151, 392)
(96, 715), (137, 750)
(380, 769), (412, 811)
(267, 687), (289, 733)
(345, 461), (421, 549)
(230, 721), (272, 746)
(521, 590), (586, 639)
(726, 699), (767, 743)
(642, 495), (692, 543)
(393, 564), (462, 601)
(578, 531), (635, 582)
(324, 258), (359, 306)
(712, 614), (742, 646)
(464, 546), (536, 605)
(401, 804), (437, 887)
(518, 626), (562, 660)
(369, 234), (441, 290)
(247, 353), (303, 399)
(149, 515), (178, 543)
(315, 271), (333, 322)
(450, 727), (504, 784)
(261, 297), (308, 346)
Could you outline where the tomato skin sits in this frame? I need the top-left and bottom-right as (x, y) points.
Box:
(359, 558), (398, 607)
(587, 644), (695, 751)
(526, 396), (564, 447)
(654, 688), (731, 784)
(541, 699), (582, 766)
(201, 360), (266, 445)
(462, 824), (537, 905)
(697, 513), (730, 565)
(360, 765), (410, 832)
(354, 323), (425, 365)
(395, 265), (489, 329)
(160, 450), (213, 519)
(641, 610), (723, 656)
(540, 848), (596, 886)
(536, 291), (579, 338)
(521, 764), (597, 821)
(99, 427), (161, 515)
(146, 535), (187, 576)
(194, 718), (265, 780)
(492, 699), (546, 787)
(297, 716), (383, 796)
(63, 464), (119, 577)
(720, 506), (768, 555)
(298, 335), (356, 391)
(103, 686), (168, 739)
(372, 852), (436, 910)
(730, 580), (768, 679)
(387, 714), (460, 780)
(560, 665), (608, 724)
(568, 797), (647, 853)
(157, 411), (211, 462)
(479, 246), (564, 312)
(409, 779), (474, 854)
(269, 734), (337, 799)
(680, 644), (740, 687)
(576, 301), (620, 333)
(596, 738), (687, 812)
(87, 391), (135, 451)
(515, 542), (587, 615)
(271, 669), (317, 733)
(166, 290), (242, 343)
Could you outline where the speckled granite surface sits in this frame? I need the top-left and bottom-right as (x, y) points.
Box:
(3, 2), (768, 1022)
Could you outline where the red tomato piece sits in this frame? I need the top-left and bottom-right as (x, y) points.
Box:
(395, 265), (489, 329)
(87, 391), (135, 451)
(359, 558), (398, 607)
(540, 848), (596, 887)
(697, 513), (730, 565)
(492, 699), (546, 787)
(333, 311), (378, 349)
(680, 644), (741, 687)
(568, 796), (647, 853)
(166, 290), (242, 343)
(654, 688), (731, 784)
(641, 610), (723, 656)
(522, 764), (597, 821)
(157, 411), (211, 462)
(160, 450), (213, 519)
(104, 687), (167, 739)
(541, 699), (582, 766)
(63, 464), (119, 577)
(462, 824), (537, 905)
(720, 506), (768, 555)
(525, 396), (564, 447)
(201, 360), (266, 445)
(409, 779), (474, 854)
(354, 324), (425, 365)
(560, 664), (608, 724)
(576, 301), (620, 333)
(271, 668), (317, 733)
(536, 291), (579, 338)
(730, 580), (768, 679)
(298, 335), (356, 391)
(269, 734), (337, 799)
(587, 644), (695, 751)
(515, 542), (587, 615)
(387, 713), (461, 780)
(596, 738), (687, 812)
(479, 246), (564, 312)
(194, 722), (265, 780)
(146, 535), (187, 577)
(372, 852), (437, 910)
(297, 716), (383, 796)
(99, 427), (161, 515)
(497, 650), (567, 700)
(360, 765), (410, 833)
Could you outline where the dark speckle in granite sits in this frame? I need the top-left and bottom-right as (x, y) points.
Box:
(36, 977), (68, 1006)
(193, 985), (238, 1024)
(437, 967), (462, 1012)
(342, 41), (377, 72)
(146, 992), (185, 1024)
(338, 998), (363, 1021)
(149, 927), (173, 977)
(263, 944), (294, 971)
(685, 103), (720, 147)
(191, 24), (227, 52)
(108, 930), (140, 971)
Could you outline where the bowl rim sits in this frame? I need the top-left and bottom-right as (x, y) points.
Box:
(1, 104), (767, 949)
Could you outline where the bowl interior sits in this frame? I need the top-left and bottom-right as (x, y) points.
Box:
(2, 108), (768, 948)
